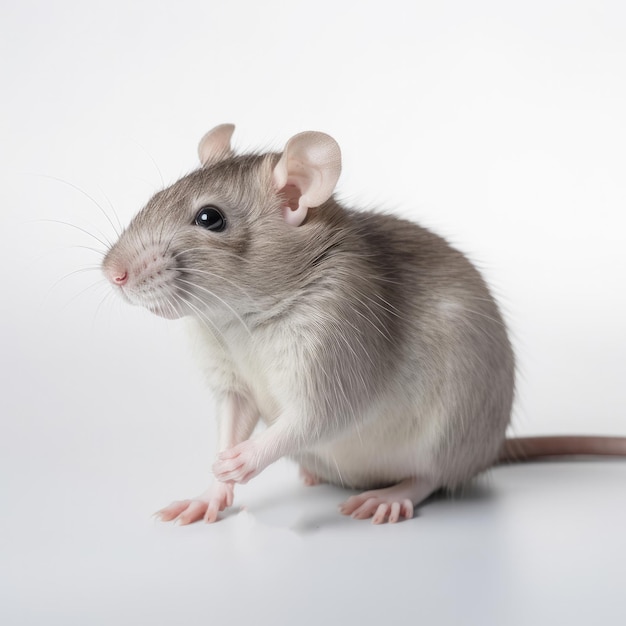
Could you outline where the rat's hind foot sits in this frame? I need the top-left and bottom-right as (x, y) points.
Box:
(299, 466), (325, 486)
(155, 481), (234, 525)
(339, 477), (437, 524)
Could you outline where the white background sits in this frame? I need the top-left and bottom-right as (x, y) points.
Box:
(1, 1), (625, 625)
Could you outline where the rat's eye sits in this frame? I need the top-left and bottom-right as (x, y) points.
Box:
(194, 206), (226, 232)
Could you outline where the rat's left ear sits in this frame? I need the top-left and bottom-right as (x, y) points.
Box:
(272, 131), (341, 227)
(198, 123), (235, 167)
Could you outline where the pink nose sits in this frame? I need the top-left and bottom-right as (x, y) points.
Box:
(113, 271), (128, 286)
(104, 264), (129, 286)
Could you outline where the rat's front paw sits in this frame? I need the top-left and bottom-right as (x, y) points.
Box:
(213, 440), (262, 484)
(155, 481), (234, 525)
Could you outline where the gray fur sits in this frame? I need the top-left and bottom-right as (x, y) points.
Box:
(103, 145), (515, 493)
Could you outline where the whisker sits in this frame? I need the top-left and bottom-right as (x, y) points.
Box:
(26, 245), (106, 272)
(163, 292), (181, 322)
(31, 173), (121, 240)
(160, 224), (184, 260)
(96, 185), (125, 235)
(91, 288), (117, 335)
(71, 245), (107, 257)
(179, 267), (256, 303)
(47, 265), (103, 293)
(59, 277), (110, 313)
(177, 278), (253, 337)
(172, 288), (225, 346)
(129, 138), (165, 189)
(35, 219), (112, 251)
(172, 246), (255, 266)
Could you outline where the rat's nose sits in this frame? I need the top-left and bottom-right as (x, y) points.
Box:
(103, 261), (129, 286)
(113, 271), (128, 286)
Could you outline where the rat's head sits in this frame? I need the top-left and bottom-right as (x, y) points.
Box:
(102, 124), (342, 321)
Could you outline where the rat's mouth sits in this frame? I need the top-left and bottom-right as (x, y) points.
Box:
(145, 299), (184, 320)
(118, 287), (184, 320)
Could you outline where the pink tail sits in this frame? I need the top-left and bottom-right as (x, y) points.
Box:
(499, 436), (626, 463)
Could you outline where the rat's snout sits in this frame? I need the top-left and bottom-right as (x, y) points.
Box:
(101, 242), (183, 319)
(102, 257), (129, 287)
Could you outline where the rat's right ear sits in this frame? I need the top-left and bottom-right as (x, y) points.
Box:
(198, 124), (235, 167)
(272, 131), (342, 227)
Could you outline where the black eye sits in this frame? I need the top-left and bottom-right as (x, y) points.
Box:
(194, 206), (226, 232)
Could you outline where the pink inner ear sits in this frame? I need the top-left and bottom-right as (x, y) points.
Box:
(280, 184), (301, 211)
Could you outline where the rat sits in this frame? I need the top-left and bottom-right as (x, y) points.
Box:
(102, 124), (626, 524)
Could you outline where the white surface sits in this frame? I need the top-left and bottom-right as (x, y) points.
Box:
(1, 1), (625, 625)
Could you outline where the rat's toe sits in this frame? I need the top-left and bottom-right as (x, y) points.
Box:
(155, 500), (191, 522)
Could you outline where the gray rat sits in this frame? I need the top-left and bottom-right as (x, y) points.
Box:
(102, 124), (626, 524)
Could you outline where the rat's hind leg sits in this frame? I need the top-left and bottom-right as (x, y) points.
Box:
(339, 477), (437, 524)
(299, 466), (325, 486)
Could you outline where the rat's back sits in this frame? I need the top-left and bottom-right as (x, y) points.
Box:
(294, 207), (515, 491)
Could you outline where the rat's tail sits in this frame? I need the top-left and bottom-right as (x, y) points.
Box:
(498, 436), (626, 464)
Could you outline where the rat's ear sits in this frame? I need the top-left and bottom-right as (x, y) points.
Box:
(272, 131), (341, 227)
(198, 123), (235, 167)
